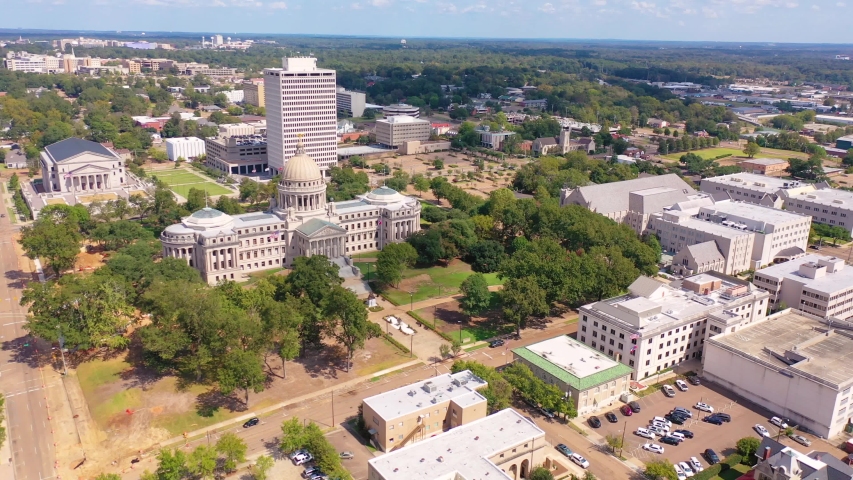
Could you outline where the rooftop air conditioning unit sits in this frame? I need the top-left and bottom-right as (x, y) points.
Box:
(422, 382), (437, 393)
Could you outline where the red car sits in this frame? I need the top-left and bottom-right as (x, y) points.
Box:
(621, 405), (633, 416)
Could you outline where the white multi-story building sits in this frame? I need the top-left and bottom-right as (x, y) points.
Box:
(753, 254), (853, 319)
(375, 116), (431, 148)
(704, 310), (853, 438)
(700, 173), (808, 208)
(336, 87), (366, 117)
(161, 140), (421, 284)
(220, 90), (244, 103)
(578, 273), (770, 380)
(382, 103), (420, 118)
(264, 57), (338, 175)
(165, 137), (206, 161)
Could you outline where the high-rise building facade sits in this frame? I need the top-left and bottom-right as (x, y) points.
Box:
(264, 57), (337, 175)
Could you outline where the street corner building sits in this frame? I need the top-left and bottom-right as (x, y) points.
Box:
(160, 140), (421, 284)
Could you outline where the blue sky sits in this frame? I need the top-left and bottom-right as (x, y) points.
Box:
(3, 0), (853, 43)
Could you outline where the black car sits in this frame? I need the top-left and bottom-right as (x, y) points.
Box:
(674, 429), (694, 439)
(243, 417), (260, 428)
(588, 416), (602, 428)
(704, 449), (720, 465)
(703, 415), (723, 425)
(605, 412), (618, 423)
(660, 436), (681, 446)
(628, 401), (641, 412)
(489, 339), (505, 348)
(714, 413), (732, 422)
(687, 376), (701, 385)
(665, 414), (686, 425)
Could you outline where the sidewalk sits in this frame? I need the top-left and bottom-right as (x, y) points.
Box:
(0, 401), (13, 480)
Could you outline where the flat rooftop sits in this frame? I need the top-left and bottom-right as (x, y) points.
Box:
(338, 145), (394, 156)
(756, 254), (853, 295)
(709, 311), (853, 389)
(368, 408), (544, 480)
(661, 211), (755, 239)
(786, 187), (853, 209)
(362, 370), (487, 421)
(740, 158), (788, 166)
(702, 173), (805, 192)
(698, 200), (809, 226)
(513, 336), (633, 391)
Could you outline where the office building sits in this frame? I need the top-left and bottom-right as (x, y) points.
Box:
(336, 87), (366, 117)
(375, 116), (431, 148)
(161, 140), (421, 284)
(476, 125), (516, 150)
(512, 335), (632, 416)
(367, 409), (548, 480)
(218, 123), (256, 138)
(751, 437), (853, 480)
(382, 103), (420, 118)
(704, 310), (853, 438)
(186, 66), (237, 76)
(753, 254), (853, 319)
(578, 273), (770, 380)
(783, 187), (853, 234)
(165, 137), (206, 161)
(264, 57), (338, 175)
(362, 370), (487, 452)
(204, 135), (267, 175)
(837, 135), (853, 151)
(560, 174), (698, 233)
(243, 82), (265, 107)
(220, 90), (244, 103)
(739, 158), (788, 176)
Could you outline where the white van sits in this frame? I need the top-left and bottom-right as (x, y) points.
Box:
(669, 431), (686, 441)
(652, 416), (672, 427)
(635, 427), (655, 439)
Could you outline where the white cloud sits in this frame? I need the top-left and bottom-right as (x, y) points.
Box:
(539, 2), (556, 12)
(678, 20), (685, 25)
(370, 0), (391, 6)
(269, 1), (286, 8)
(630, 0), (656, 13)
(702, 6), (718, 16)
(351, 2), (363, 8)
(837, 1), (846, 6)
(811, 4), (820, 9)
(593, 0), (606, 5)
(437, 1), (457, 12)
(785, 1), (798, 7)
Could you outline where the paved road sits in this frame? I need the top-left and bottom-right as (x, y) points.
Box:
(0, 210), (59, 480)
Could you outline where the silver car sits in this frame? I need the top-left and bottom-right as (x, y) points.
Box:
(789, 434), (811, 447)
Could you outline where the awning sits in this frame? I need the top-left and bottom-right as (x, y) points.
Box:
(368, 428), (377, 435)
(775, 246), (805, 260)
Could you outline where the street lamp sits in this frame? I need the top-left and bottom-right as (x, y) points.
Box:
(56, 325), (68, 376)
(410, 291), (414, 312)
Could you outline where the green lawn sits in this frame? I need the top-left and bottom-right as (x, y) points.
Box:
(711, 464), (751, 480)
(663, 147), (745, 161)
(144, 167), (234, 198)
(6, 208), (17, 224)
(170, 182), (233, 198)
(361, 260), (503, 305)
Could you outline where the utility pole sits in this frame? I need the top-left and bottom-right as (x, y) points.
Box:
(332, 389), (335, 426)
(56, 325), (68, 376)
(620, 421), (627, 458)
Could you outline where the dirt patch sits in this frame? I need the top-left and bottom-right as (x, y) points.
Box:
(75, 251), (106, 271)
(398, 273), (432, 292)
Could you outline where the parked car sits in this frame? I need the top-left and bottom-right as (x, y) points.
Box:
(649, 425), (669, 437)
(789, 434), (811, 447)
(661, 436), (682, 446)
(629, 401), (641, 412)
(635, 428), (656, 440)
(588, 416), (601, 428)
(339, 451), (354, 460)
(674, 429), (694, 439)
(243, 417), (260, 428)
(669, 431), (686, 441)
(754, 424), (770, 437)
(289, 450), (309, 460)
(704, 449), (720, 465)
(675, 379), (689, 391)
(770, 416), (789, 429)
(652, 416), (672, 427)
(294, 453), (314, 466)
(679, 462), (694, 476)
(621, 405), (634, 416)
(489, 339), (505, 348)
(643, 443), (665, 454)
(555, 444), (573, 457)
(672, 407), (693, 418)
(539, 407), (555, 419)
(703, 415), (723, 425)
(570, 453), (590, 469)
(303, 467), (322, 478)
(605, 412), (618, 423)
(714, 413), (732, 422)
(662, 384), (676, 397)
(687, 376), (701, 385)
(674, 463), (687, 480)
(665, 414), (686, 425)
(694, 402), (714, 413)
(690, 457), (705, 472)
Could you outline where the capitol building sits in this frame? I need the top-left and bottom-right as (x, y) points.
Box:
(161, 141), (422, 284)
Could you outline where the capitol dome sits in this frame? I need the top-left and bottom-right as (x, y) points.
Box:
(365, 186), (407, 204)
(280, 138), (322, 183)
(183, 207), (234, 229)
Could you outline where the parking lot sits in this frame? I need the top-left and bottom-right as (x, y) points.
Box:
(587, 377), (847, 469)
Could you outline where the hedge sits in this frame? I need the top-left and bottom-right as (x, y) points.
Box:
(408, 310), (455, 342)
(690, 453), (743, 480)
(382, 333), (411, 355)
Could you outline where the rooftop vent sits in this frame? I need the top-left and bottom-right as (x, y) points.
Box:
(438, 456), (444, 463)
(452, 377), (469, 387)
(475, 436), (480, 440)
(422, 382), (437, 393)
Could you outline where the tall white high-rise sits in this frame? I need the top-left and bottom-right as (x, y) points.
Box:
(264, 57), (337, 175)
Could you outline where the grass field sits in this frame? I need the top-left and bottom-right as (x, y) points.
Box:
(662, 147), (745, 161)
(359, 260), (502, 305)
(710, 464), (751, 480)
(145, 167), (234, 198)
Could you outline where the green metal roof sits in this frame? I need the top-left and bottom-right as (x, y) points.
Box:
(296, 218), (346, 237)
(512, 341), (633, 391)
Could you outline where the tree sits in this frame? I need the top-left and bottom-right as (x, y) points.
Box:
(216, 432), (248, 473)
(439, 343), (452, 359)
(155, 449), (188, 480)
(737, 436), (760, 463)
(743, 141), (761, 158)
(8, 172), (19, 191)
(323, 286), (381, 372)
(466, 240), (505, 273)
(529, 467), (554, 480)
(433, 158), (445, 170)
(375, 242), (418, 288)
(280, 417), (306, 454)
(94, 475), (122, 480)
(187, 445), (218, 479)
(414, 175), (430, 196)
(253, 455), (275, 480)
(218, 349), (267, 407)
(451, 339), (463, 357)
(501, 276), (549, 336)
(645, 459), (678, 480)
(605, 433), (623, 453)
(184, 187), (209, 212)
(18, 206), (84, 276)
(239, 178), (261, 203)
(460, 273), (491, 319)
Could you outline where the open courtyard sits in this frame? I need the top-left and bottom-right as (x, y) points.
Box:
(143, 165), (235, 199)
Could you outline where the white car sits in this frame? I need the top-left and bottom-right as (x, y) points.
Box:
(675, 379), (689, 392)
(690, 457), (704, 473)
(663, 384), (676, 397)
(679, 462), (694, 476)
(649, 425), (670, 436)
(770, 416), (789, 429)
(643, 443), (665, 454)
(570, 453), (590, 469)
(674, 464), (687, 480)
(636, 427), (656, 439)
(293, 453), (314, 466)
(652, 416), (672, 427)
(694, 402), (714, 413)
(754, 424), (770, 437)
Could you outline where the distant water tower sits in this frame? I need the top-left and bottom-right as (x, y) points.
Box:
(401, 39), (407, 48)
